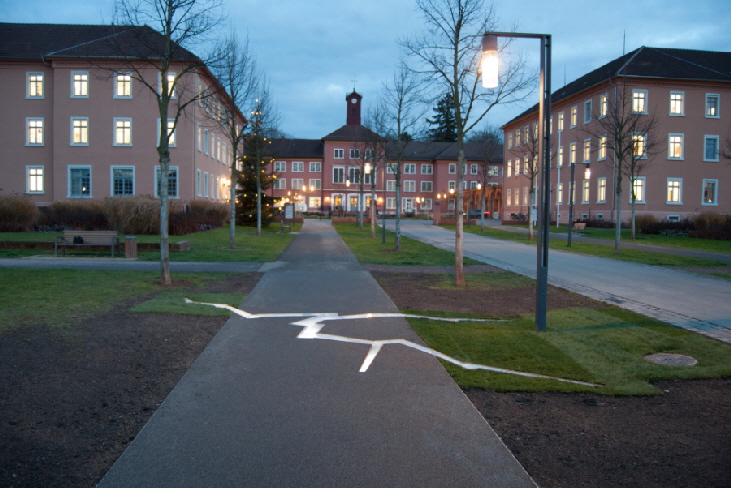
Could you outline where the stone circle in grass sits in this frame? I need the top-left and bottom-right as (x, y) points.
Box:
(644, 353), (698, 366)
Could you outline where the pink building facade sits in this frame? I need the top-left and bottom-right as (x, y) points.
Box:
(0, 23), (238, 207)
(502, 46), (731, 224)
(268, 92), (503, 217)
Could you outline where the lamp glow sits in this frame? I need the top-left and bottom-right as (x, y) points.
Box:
(481, 35), (499, 89)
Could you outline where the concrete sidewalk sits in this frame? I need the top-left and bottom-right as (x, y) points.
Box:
(97, 220), (536, 487)
(395, 220), (731, 344)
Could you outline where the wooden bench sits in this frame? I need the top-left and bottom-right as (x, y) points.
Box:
(279, 221), (292, 233)
(572, 222), (586, 232)
(54, 230), (120, 257)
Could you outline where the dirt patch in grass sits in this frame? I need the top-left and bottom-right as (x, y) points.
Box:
(371, 268), (731, 488)
(0, 273), (262, 488)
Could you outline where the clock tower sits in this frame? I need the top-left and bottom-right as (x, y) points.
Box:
(346, 91), (362, 126)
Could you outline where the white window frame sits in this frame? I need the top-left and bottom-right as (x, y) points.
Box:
(386, 163), (396, 174)
(557, 146), (563, 167)
(705, 94), (720, 118)
(68, 165), (92, 198)
(523, 187), (529, 206)
(470, 163), (478, 175)
(448, 163), (456, 174)
(666, 178), (683, 205)
(386, 197), (396, 210)
(703, 135), (720, 162)
(668, 133), (684, 160)
(196, 169), (202, 196)
(158, 72), (177, 98)
(292, 161), (304, 172)
(507, 189), (512, 206)
(70, 117), (89, 146)
(157, 118), (176, 147)
(507, 133), (513, 149)
(26, 117), (44, 146)
(583, 99), (592, 124)
(570, 106), (577, 128)
(111, 166), (135, 196)
(507, 160), (512, 177)
(599, 94), (608, 118)
(403, 163), (416, 174)
(333, 166), (345, 184)
(583, 139), (591, 163)
(556, 183), (563, 205)
(70, 71), (89, 98)
(402, 197), (414, 212)
(26, 166), (44, 194)
(669, 91), (684, 116)
(569, 142), (577, 165)
(203, 172), (209, 197)
(113, 117), (132, 146)
(309, 179), (321, 190)
(630, 176), (646, 204)
(421, 181), (433, 192)
(448, 180), (456, 191)
(273, 178), (285, 190)
(26, 72), (44, 99)
(581, 180), (590, 204)
(633, 132), (648, 159)
(557, 111), (564, 131)
(632, 89), (648, 114)
(597, 177), (607, 204)
(155, 166), (179, 198)
(702, 179), (718, 206)
(114, 72), (132, 99)
(274, 161), (286, 172)
(421, 163), (433, 175)
(291, 178), (304, 190)
(403, 180), (416, 192)
(421, 198), (433, 210)
(334, 149), (344, 159)
(309, 161), (321, 172)
(488, 166), (499, 176)
(386, 180), (397, 192)
(349, 149), (360, 159)
(598, 136), (607, 161)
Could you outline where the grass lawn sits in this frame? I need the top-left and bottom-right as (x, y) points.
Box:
(449, 225), (729, 269)
(0, 269), (237, 333)
(334, 223), (482, 266)
(408, 306), (731, 395)
(0, 225), (298, 262)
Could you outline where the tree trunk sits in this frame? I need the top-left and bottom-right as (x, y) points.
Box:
(614, 186), (622, 254)
(480, 188), (486, 232)
(229, 165), (236, 249)
(631, 198), (637, 240)
(395, 180), (401, 251)
(256, 153), (262, 237)
(454, 146), (466, 287)
(158, 153), (171, 285)
(528, 187), (535, 241)
(370, 184), (376, 238)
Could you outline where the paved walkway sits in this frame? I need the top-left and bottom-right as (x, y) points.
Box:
(394, 220), (731, 344)
(97, 220), (536, 488)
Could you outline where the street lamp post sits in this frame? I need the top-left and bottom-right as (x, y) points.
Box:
(482, 32), (552, 332)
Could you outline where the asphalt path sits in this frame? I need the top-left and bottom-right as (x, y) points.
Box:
(394, 220), (731, 344)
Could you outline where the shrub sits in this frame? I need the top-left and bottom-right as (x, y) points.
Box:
(189, 200), (228, 226)
(36, 200), (108, 230)
(102, 195), (183, 235)
(691, 212), (731, 240)
(0, 194), (39, 231)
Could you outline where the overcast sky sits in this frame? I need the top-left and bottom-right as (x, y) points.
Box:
(3, 0), (730, 139)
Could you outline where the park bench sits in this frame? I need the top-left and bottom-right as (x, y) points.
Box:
(279, 221), (292, 233)
(54, 230), (120, 257)
(572, 222), (586, 232)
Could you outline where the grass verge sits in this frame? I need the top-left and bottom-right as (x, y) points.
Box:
(0, 269), (234, 333)
(129, 292), (246, 316)
(407, 306), (731, 395)
(334, 223), (482, 266)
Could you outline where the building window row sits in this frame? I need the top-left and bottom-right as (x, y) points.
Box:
(24, 117), (179, 147)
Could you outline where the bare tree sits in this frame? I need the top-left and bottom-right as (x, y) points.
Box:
(511, 124), (540, 240)
(347, 117), (387, 235)
(376, 63), (425, 251)
(401, 0), (533, 286)
(585, 79), (663, 250)
(467, 126), (502, 231)
(211, 29), (261, 248)
(110, 0), (225, 284)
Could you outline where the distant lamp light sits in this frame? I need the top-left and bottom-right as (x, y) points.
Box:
(584, 164), (591, 180)
(481, 34), (499, 89)
(477, 183), (482, 190)
(364, 162), (372, 173)
(346, 178), (351, 187)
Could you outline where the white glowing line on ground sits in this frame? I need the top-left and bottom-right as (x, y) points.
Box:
(184, 299), (600, 387)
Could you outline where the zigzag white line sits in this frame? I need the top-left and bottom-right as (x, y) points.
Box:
(184, 299), (600, 387)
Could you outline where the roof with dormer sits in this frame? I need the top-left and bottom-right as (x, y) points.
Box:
(322, 124), (385, 142)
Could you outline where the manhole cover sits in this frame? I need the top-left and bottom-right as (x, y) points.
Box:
(644, 353), (698, 366)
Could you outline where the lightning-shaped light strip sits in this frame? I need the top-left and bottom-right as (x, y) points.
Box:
(185, 299), (600, 387)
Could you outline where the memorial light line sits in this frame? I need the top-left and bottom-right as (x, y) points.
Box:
(185, 299), (600, 387)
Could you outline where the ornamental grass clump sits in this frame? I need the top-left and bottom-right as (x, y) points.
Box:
(0, 194), (38, 231)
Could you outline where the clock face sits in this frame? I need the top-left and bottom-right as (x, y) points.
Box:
(351, 98), (357, 104)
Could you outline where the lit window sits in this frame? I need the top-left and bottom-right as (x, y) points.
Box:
(26, 118), (44, 145)
(507, 189), (512, 206)
(515, 158), (520, 174)
(292, 161), (304, 172)
(115, 73), (132, 98)
(523, 187), (529, 205)
(558, 112), (564, 131)
(631, 177), (645, 204)
(557, 146), (563, 167)
(156, 166), (179, 198)
(71, 118), (89, 145)
(669, 92), (684, 116)
(599, 94), (608, 118)
(704, 135), (719, 161)
(309, 162), (321, 172)
(309, 179), (321, 190)
(334, 149), (344, 159)
(556, 183), (563, 205)
(598, 136), (607, 160)
(112, 167), (134, 196)
(632, 90), (648, 114)
(404, 163), (416, 174)
(69, 166), (92, 197)
(421, 164), (433, 174)
(597, 177), (607, 203)
(668, 134), (683, 160)
(633, 132), (647, 158)
(569, 142), (577, 165)
(667, 178), (682, 204)
(159, 72), (176, 98)
(26, 166), (44, 193)
(582, 180), (590, 203)
(524, 156), (529, 174)
(114, 118), (132, 146)
(507, 160), (512, 177)
(583, 139), (591, 163)
(702, 179), (718, 205)
(157, 119), (176, 147)
(448, 180), (456, 191)
(515, 129), (520, 146)
(421, 198), (432, 210)
(706, 94), (720, 118)
(27, 73), (43, 98)
(71, 71), (88, 97)
(570, 106), (577, 127)
(583, 100), (592, 124)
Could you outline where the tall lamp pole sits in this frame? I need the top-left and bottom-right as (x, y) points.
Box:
(482, 32), (552, 332)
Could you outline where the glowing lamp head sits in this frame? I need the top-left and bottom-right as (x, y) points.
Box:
(364, 162), (372, 174)
(481, 35), (499, 89)
(584, 165), (591, 180)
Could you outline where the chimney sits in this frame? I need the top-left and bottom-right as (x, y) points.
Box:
(346, 91), (362, 125)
